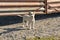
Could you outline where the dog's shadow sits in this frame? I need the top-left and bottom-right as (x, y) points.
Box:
(0, 27), (26, 35)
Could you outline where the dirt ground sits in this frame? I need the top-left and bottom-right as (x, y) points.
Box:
(0, 13), (60, 40)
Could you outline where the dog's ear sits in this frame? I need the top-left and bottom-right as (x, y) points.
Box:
(29, 11), (35, 15)
(29, 11), (32, 15)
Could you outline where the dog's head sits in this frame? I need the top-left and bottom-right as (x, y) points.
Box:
(29, 11), (35, 15)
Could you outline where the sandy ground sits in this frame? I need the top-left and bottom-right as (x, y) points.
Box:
(0, 13), (60, 40)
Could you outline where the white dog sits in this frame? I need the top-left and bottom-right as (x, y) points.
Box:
(23, 12), (35, 29)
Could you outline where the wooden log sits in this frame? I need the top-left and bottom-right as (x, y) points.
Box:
(48, 1), (60, 4)
(0, 0), (44, 2)
(0, 7), (40, 11)
(0, 7), (45, 11)
(47, 9), (60, 14)
(0, 12), (28, 16)
(0, 2), (44, 7)
(47, 0), (60, 2)
(47, 0), (60, 14)
(48, 3), (60, 8)
(0, 11), (44, 16)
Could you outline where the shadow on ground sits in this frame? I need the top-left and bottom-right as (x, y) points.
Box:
(35, 12), (60, 20)
(0, 12), (60, 26)
(0, 16), (23, 26)
(0, 27), (26, 35)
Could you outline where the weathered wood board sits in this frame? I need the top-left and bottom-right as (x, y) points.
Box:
(47, 0), (60, 14)
(0, 0), (59, 16)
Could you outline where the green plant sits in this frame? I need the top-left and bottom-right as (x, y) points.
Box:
(26, 36), (58, 40)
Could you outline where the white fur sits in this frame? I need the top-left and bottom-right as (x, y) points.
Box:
(23, 12), (35, 29)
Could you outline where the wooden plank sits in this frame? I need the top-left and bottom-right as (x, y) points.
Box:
(0, 7), (45, 12)
(34, 11), (44, 14)
(0, 0), (44, 2)
(47, 0), (60, 2)
(47, 0), (60, 14)
(47, 9), (60, 14)
(0, 11), (44, 16)
(48, 1), (60, 4)
(0, 2), (45, 8)
(0, 7), (40, 11)
(0, 2), (44, 6)
(54, 8), (60, 11)
(47, 9), (56, 13)
(48, 3), (60, 7)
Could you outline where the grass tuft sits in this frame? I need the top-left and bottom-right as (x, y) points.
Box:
(26, 36), (59, 40)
